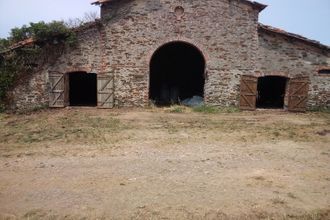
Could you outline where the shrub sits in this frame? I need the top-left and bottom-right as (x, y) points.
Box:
(0, 20), (78, 110)
(9, 21), (76, 46)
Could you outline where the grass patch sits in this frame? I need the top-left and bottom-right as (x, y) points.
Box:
(0, 111), (123, 144)
(192, 105), (219, 113)
(167, 105), (186, 113)
(309, 107), (330, 114)
(193, 105), (240, 114)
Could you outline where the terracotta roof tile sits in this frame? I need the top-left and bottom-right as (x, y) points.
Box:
(1, 38), (35, 54)
(92, 0), (267, 11)
(91, 0), (111, 5)
(259, 23), (330, 51)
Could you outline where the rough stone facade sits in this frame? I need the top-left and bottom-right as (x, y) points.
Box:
(7, 25), (102, 110)
(258, 28), (330, 108)
(5, 0), (330, 110)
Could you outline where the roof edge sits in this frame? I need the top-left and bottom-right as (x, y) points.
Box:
(91, 0), (111, 5)
(91, 0), (267, 11)
(241, 0), (267, 11)
(0, 21), (101, 54)
(258, 23), (330, 51)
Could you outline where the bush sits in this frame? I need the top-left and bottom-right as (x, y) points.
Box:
(9, 21), (76, 46)
(0, 20), (78, 110)
(0, 103), (5, 113)
(0, 56), (20, 103)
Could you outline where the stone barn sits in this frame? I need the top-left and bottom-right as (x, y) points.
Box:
(5, 0), (330, 111)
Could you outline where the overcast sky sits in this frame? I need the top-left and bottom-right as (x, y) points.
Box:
(0, 0), (329, 45)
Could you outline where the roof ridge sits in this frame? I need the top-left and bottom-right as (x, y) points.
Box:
(258, 23), (330, 51)
(91, 0), (267, 11)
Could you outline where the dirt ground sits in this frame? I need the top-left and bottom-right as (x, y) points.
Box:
(0, 107), (329, 220)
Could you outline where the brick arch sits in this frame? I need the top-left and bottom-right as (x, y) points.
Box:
(148, 38), (208, 104)
(147, 37), (209, 71)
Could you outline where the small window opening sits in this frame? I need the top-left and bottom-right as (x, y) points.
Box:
(68, 72), (97, 106)
(318, 69), (330, 75)
(174, 6), (184, 20)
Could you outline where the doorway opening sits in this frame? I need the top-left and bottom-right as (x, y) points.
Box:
(68, 72), (97, 106)
(257, 76), (288, 109)
(149, 41), (205, 105)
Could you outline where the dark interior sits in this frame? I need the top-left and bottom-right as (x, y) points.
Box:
(257, 76), (287, 109)
(149, 42), (205, 105)
(69, 72), (97, 106)
(318, 69), (330, 74)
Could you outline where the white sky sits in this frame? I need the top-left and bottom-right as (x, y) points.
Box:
(0, 0), (329, 46)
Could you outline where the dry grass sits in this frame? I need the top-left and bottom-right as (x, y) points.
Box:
(0, 110), (123, 145)
(0, 109), (329, 219)
(0, 108), (329, 149)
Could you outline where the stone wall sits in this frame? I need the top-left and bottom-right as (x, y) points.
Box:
(102, 0), (261, 107)
(258, 29), (330, 109)
(48, 24), (103, 76)
(6, 25), (102, 111)
(6, 67), (49, 111)
(5, 0), (330, 110)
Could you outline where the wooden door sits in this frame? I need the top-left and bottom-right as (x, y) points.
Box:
(97, 74), (114, 108)
(49, 72), (65, 107)
(239, 75), (258, 110)
(288, 77), (309, 112)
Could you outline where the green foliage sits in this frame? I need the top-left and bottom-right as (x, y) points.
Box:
(8, 21), (77, 46)
(0, 20), (78, 110)
(0, 103), (5, 112)
(10, 25), (32, 42)
(0, 53), (29, 106)
(0, 39), (10, 51)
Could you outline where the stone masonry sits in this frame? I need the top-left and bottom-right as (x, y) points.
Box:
(258, 27), (330, 108)
(5, 0), (330, 110)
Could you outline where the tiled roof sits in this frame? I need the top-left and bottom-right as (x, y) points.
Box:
(91, 0), (111, 5)
(242, 0), (267, 11)
(0, 21), (101, 54)
(91, 0), (267, 11)
(1, 38), (35, 54)
(259, 23), (330, 51)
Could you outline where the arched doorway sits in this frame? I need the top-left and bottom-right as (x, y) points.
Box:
(257, 76), (288, 109)
(68, 72), (97, 106)
(149, 41), (206, 105)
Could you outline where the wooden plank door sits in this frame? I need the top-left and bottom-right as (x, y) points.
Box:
(288, 77), (309, 112)
(239, 75), (258, 110)
(97, 74), (114, 108)
(49, 72), (66, 108)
